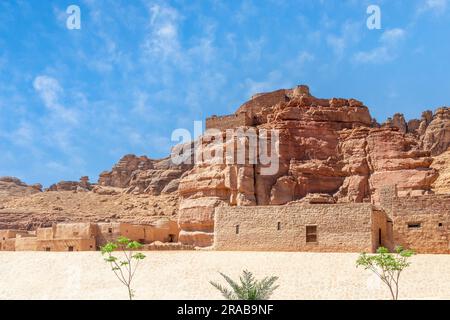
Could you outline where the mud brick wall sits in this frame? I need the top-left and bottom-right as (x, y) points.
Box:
(392, 194), (450, 253)
(214, 203), (387, 252)
(206, 112), (253, 131)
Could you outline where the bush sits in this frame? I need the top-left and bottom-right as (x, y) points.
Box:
(356, 246), (414, 300)
(101, 236), (146, 300)
(210, 270), (279, 300)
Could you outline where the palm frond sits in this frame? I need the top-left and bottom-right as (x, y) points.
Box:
(210, 270), (279, 300)
(209, 281), (237, 300)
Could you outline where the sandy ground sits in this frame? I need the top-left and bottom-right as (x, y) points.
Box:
(0, 251), (449, 300)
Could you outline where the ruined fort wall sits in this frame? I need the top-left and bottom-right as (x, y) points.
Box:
(119, 223), (146, 242)
(205, 112), (253, 131)
(95, 222), (121, 247)
(0, 230), (28, 240)
(236, 89), (290, 117)
(148, 220), (180, 243)
(0, 221), (181, 251)
(36, 239), (96, 252)
(53, 223), (96, 239)
(378, 185), (398, 216)
(392, 194), (450, 253)
(36, 227), (55, 240)
(120, 222), (179, 243)
(0, 238), (15, 251)
(15, 236), (37, 251)
(214, 204), (385, 252)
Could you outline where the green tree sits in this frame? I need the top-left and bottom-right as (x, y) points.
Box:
(101, 236), (146, 300)
(356, 246), (414, 300)
(210, 270), (279, 300)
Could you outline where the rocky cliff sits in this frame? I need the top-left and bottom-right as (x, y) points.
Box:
(98, 154), (192, 195)
(0, 85), (448, 244)
(177, 85), (450, 247)
(0, 177), (42, 198)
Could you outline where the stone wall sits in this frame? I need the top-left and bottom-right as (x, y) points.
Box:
(0, 230), (29, 251)
(214, 203), (388, 252)
(119, 220), (179, 243)
(205, 112), (253, 131)
(372, 209), (393, 251)
(1, 220), (181, 251)
(391, 194), (450, 253)
(236, 89), (291, 118)
(0, 238), (15, 251)
(36, 239), (96, 251)
(378, 185), (398, 215)
(15, 236), (38, 251)
(95, 222), (121, 248)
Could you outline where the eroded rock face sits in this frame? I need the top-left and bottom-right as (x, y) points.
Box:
(98, 154), (193, 195)
(98, 155), (154, 188)
(47, 176), (93, 192)
(431, 149), (450, 194)
(0, 177), (42, 198)
(421, 107), (450, 156)
(1, 85), (448, 249)
(177, 86), (449, 247)
(0, 191), (179, 230)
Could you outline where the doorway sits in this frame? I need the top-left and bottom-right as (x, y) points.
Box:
(378, 228), (382, 247)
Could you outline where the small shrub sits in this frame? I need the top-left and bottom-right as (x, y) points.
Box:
(356, 246), (414, 300)
(101, 236), (146, 300)
(210, 270), (279, 300)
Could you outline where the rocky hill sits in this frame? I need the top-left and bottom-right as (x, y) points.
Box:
(0, 85), (448, 240)
(0, 154), (188, 229)
(0, 177), (42, 197)
(177, 85), (450, 246)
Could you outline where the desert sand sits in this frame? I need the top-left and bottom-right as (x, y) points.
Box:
(0, 251), (449, 300)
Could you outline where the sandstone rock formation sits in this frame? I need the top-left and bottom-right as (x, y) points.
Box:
(177, 85), (450, 247)
(0, 191), (179, 230)
(1, 85), (448, 249)
(421, 107), (450, 156)
(47, 176), (93, 192)
(0, 177), (42, 198)
(431, 148), (450, 194)
(98, 154), (192, 195)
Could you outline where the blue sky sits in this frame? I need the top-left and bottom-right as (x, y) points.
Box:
(0, 0), (449, 186)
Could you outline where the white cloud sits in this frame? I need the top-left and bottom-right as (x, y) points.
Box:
(32, 75), (85, 160)
(353, 47), (391, 64)
(142, 4), (182, 61)
(418, 0), (448, 15)
(380, 28), (406, 44)
(33, 75), (62, 108)
(33, 75), (78, 125)
(353, 28), (406, 64)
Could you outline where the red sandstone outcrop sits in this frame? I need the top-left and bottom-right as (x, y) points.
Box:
(98, 154), (192, 195)
(0, 191), (179, 230)
(421, 107), (450, 156)
(98, 154), (154, 188)
(0, 177), (42, 198)
(431, 149), (450, 194)
(177, 86), (450, 247)
(47, 176), (93, 192)
(1, 85), (448, 249)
